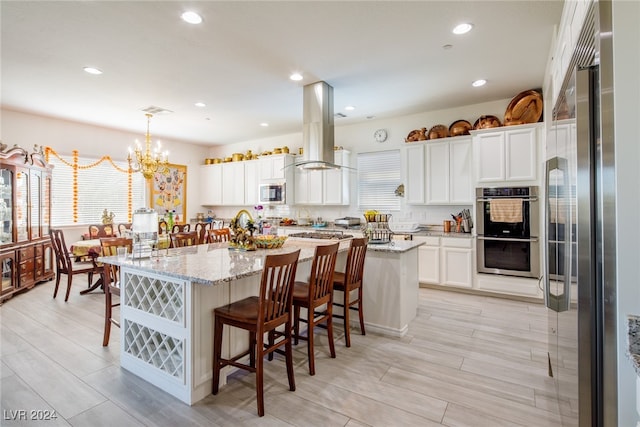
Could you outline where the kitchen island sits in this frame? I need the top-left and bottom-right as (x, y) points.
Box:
(99, 238), (422, 405)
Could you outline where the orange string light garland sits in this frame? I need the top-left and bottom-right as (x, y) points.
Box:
(45, 146), (134, 223)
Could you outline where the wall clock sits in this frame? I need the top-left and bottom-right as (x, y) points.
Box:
(374, 128), (388, 143)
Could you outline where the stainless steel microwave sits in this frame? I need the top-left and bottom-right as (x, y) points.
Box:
(259, 182), (286, 204)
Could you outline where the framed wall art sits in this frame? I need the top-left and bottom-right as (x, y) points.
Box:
(148, 163), (187, 222)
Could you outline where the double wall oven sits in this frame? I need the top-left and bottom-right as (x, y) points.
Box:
(476, 186), (540, 279)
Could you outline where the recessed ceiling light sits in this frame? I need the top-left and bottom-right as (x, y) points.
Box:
(452, 23), (473, 35)
(83, 67), (102, 75)
(345, 105), (355, 111)
(289, 73), (303, 81)
(181, 11), (203, 24)
(260, 122), (269, 127)
(195, 102), (206, 107)
(472, 79), (487, 87)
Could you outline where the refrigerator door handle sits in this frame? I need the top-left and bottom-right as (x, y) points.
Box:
(545, 156), (571, 312)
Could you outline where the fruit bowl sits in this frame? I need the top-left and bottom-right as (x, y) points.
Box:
(254, 235), (287, 249)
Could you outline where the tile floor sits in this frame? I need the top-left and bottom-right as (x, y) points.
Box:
(1, 278), (576, 426)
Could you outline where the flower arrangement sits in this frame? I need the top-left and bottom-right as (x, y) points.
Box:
(229, 216), (257, 251)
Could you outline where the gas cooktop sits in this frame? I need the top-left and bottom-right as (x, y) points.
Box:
(289, 232), (353, 240)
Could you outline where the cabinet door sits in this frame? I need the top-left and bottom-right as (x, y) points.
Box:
(405, 144), (425, 204)
(323, 167), (343, 205)
(449, 138), (472, 204)
(505, 127), (537, 181)
(42, 173), (51, 237)
(294, 168), (309, 204)
(0, 168), (13, 244)
(306, 170), (323, 205)
(0, 251), (16, 297)
(200, 165), (222, 205)
(426, 141), (450, 204)
(42, 241), (54, 279)
(475, 131), (505, 182)
(30, 171), (41, 239)
(222, 162), (245, 205)
(15, 168), (29, 242)
(244, 160), (259, 206)
(418, 245), (440, 284)
(441, 247), (473, 288)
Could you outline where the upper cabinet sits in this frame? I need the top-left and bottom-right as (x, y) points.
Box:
(199, 164), (222, 206)
(295, 150), (350, 206)
(258, 154), (295, 182)
(472, 123), (541, 185)
(405, 136), (473, 205)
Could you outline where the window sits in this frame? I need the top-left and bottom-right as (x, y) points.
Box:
(357, 150), (401, 211)
(49, 155), (147, 226)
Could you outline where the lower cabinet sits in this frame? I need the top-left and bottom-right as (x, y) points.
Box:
(414, 235), (473, 288)
(1, 239), (54, 303)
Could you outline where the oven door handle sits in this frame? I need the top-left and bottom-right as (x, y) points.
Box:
(477, 236), (539, 243)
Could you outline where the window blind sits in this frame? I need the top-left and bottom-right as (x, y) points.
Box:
(357, 150), (401, 211)
(49, 156), (146, 226)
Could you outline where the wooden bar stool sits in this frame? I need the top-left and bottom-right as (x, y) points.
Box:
(99, 237), (133, 346)
(212, 250), (300, 417)
(207, 228), (231, 243)
(332, 238), (368, 347)
(291, 242), (339, 375)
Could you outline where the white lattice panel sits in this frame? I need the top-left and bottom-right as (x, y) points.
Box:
(123, 319), (185, 381)
(123, 272), (185, 324)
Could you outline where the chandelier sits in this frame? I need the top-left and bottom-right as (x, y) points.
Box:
(128, 113), (169, 179)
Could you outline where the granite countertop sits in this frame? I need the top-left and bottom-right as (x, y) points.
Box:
(366, 240), (424, 253)
(278, 223), (473, 239)
(628, 315), (640, 376)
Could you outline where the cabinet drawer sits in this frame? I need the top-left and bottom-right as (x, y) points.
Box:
(35, 245), (43, 256)
(441, 237), (473, 249)
(18, 245), (35, 260)
(20, 259), (35, 274)
(413, 236), (440, 246)
(34, 256), (43, 278)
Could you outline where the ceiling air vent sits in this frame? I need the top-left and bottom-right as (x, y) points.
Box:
(140, 106), (173, 115)
(334, 112), (347, 118)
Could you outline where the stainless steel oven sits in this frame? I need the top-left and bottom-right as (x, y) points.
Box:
(476, 186), (540, 278)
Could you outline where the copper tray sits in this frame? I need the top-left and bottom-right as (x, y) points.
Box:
(473, 115), (502, 130)
(504, 89), (543, 125)
(427, 124), (449, 140)
(449, 119), (472, 137)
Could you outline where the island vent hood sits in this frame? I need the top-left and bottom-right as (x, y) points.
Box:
(295, 80), (341, 170)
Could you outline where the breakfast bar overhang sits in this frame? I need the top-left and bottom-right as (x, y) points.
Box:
(99, 238), (423, 405)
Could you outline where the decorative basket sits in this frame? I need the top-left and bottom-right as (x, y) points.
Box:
(254, 235), (287, 249)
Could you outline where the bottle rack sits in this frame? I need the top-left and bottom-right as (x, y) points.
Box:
(363, 213), (394, 243)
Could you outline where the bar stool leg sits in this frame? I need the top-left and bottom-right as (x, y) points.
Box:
(212, 319), (223, 395)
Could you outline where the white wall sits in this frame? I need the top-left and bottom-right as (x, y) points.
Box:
(612, 0), (640, 424)
(205, 97), (512, 224)
(1, 108), (210, 241)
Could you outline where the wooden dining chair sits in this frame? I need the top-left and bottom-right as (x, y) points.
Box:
(88, 224), (116, 239)
(49, 229), (101, 302)
(194, 222), (211, 244)
(171, 223), (191, 233)
(99, 237), (133, 346)
(291, 242), (340, 375)
(117, 222), (132, 237)
(170, 231), (199, 248)
(332, 238), (368, 347)
(212, 250), (300, 417)
(207, 228), (231, 243)
(158, 219), (168, 235)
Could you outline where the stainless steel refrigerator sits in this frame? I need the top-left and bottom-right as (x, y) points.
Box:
(544, 1), (617, 426)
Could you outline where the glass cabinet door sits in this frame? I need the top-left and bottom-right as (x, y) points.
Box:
(42, 174), (51, 236)
(1, 252), (15, 295)
(31, 172), (41, 239)
(0, 168), (13, 244)
(16, 169), (29, 242)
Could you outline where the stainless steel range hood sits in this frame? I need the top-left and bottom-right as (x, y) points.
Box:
(295, 81), (340, 170)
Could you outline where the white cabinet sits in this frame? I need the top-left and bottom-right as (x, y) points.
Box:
(425, 137), (472, 204)
(295, 150), (350, 205)
(440, 237), (473, 288)
(221, 161), (245, 205)
(258, 154), (294, 181)
(415, 235), (473, 288)
(405, 144), (425, 204)
(406, 136), (472, 205)
(472, 123), (540, 184)
(200, 164), (222, 206)
(414, 236), (440, 284)
(244, 159), (259, 206)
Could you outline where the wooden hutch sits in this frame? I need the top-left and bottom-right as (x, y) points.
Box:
(0, 144), (54, 303)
